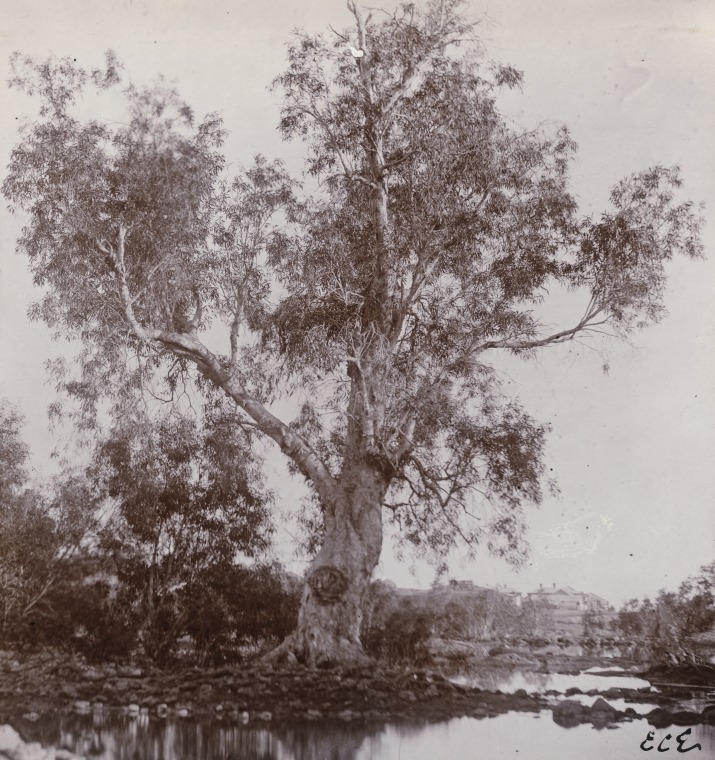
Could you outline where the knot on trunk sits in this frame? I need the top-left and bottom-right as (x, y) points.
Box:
(308, 565), (349, 605)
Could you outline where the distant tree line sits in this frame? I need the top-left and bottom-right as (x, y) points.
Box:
(361, 581), (554, 664)
(611, 563), (715, 667)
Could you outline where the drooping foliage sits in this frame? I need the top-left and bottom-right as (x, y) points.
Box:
(2, 0), (704, 579)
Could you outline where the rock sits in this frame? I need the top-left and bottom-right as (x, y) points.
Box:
(552, 700), (587, 727)
(602, 688), (624, 699)
(59, 685), (78, 700)
(590, 698), (616, 715)
(564, 687), (582, 696)
(671, 711), (701, 726)
(647, 708), (673, 729)
(590, 698), (617, 726)
(107, 679), (130, 694)
(117, 666), (143, 678)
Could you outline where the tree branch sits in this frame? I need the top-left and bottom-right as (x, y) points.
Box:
(105, 227), (338, 505)
(472, 307), (608, 355)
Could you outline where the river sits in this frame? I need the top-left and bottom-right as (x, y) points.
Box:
(5, 668), (714, 759)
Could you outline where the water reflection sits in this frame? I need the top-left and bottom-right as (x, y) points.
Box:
(15, 711), (384, 760)
(450, 667), (652, 694)
(9, 709), (715, 760)
(363, 714), (715, 760)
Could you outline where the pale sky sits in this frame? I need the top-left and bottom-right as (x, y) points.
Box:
(1, 0), (714, 607)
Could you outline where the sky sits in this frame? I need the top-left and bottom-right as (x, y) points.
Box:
(0, 0), (713, 607)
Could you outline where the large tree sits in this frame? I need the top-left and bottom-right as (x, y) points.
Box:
(3, 1), (703, 665)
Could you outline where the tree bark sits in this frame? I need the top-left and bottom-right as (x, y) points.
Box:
(270, 462), (388, 668)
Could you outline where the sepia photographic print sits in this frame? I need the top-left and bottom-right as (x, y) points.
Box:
(0, 1), (714, 757)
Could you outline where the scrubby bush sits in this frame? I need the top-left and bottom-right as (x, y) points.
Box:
(613, 562), (715, 667)
(362, 583), (435, 665)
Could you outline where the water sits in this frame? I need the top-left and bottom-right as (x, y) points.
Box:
(7, 708), (715, 760)
(449, 665), (653, 694)
(6, 666), (713, 759)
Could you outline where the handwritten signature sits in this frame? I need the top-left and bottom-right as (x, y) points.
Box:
(640, 727), (701, 753)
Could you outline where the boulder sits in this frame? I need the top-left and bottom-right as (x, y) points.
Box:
(671, 711), (702, 726)
(646, 707), (673, 729)
(589, 698), (617, 726)
(552, 699), (588, 727)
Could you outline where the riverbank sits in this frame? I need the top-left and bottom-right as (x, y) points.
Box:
(0, 648), (713, 728)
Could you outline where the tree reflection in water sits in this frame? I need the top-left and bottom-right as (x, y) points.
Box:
(13, 709), (387, 760)
(9, 707), (715, 760)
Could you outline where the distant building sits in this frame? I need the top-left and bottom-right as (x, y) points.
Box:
(582, 592), (610, 611)
(492, 583), (523, 607)
(526, 583), (611, 611)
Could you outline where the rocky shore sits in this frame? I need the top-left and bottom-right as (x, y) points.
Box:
(0, 648), (713, 732)
(0, 649), (547, 722)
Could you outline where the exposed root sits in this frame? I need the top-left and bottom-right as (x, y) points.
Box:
(264, 631), (371, 669)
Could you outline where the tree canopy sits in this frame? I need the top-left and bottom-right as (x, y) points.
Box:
(2, 0), (704, 663)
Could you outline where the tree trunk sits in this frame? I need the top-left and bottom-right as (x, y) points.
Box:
(270, 463), (387, 668)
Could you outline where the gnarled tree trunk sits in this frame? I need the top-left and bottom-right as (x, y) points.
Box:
(271, 462), (388, 667)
